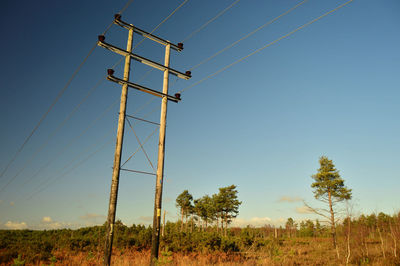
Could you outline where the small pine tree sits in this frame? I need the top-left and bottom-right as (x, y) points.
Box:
(311, 156), (352, 248)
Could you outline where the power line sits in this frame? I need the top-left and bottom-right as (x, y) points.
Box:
(181, 0), (241, 43)
(179, 0), (354, 94)
(2, 0), (187, 196)
(169, 0), (308, 89)
(133, 0), (190, 50)
(137, 0), (240, 90)
(0, 44), (96, 181)
(0, 0), (135, 181)
(27, 139), (114, 200)
(189, 0), (309, 71)
(23, 102), (159, 201)
(0, 98), (119, 194)
(0, 78), (105, 193)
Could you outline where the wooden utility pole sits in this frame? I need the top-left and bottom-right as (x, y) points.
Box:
(150, 43), (171, 264)
(98, 14), (191, 266)
(103, 28), (134, 266)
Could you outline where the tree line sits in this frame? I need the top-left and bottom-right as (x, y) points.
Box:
(175, 184), (241, 236)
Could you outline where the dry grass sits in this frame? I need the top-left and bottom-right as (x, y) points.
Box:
(32, 237), (399, 265)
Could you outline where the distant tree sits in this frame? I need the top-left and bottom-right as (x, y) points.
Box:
(308, 156), (352, 249)
(285, 218), (296, 238)
(299, 220), (315, 237)
(214, 185), (242, 236)
(193, 195), (216, 231)
(176, 190), (193, 232)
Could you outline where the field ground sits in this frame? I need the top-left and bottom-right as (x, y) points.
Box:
(7, 237), (397, 265)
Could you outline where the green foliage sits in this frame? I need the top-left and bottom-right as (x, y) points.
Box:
(311, 156), (352, 202)
(176, 190), (193, 218)
(215, 185), (242, 224)
(1, 211), (399, 264)
(12, 254), (25, 266)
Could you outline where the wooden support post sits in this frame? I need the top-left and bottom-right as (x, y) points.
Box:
(103, 28), (134, 266)
(150, 43), (171, 264)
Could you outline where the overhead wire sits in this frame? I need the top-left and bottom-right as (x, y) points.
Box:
(0, 99), (119, 195)
(27, 139), (114, 200)
(14, 0), (191, 199)
(178, 0), (354, 94)
(0, 0), (135, 181)
(136, 0), (240, 93)
(27, 105), (161, 200)
(181, 0), (242, 43)
(189, 0), (309, 71)
(132, 0), (190, 51)
(169, 0), (308, 89)
(0, 78), (105, 193)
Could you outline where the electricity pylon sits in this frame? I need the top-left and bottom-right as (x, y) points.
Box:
(97, 14), (191, 266)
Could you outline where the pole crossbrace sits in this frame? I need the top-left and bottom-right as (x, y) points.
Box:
(120, 168), (156, 176)
(126, 115), (160, 126)
(98, 40), (191, 80)
(107, 72), (181, 103)
(114, 15), (183, 52)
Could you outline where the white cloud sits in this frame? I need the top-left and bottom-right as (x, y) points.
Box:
(139, 216), (152, 222)
(278, 196), (303, 203)
(80, 213), (105, 221)
(4, 221), (28, 230)
(42, 216), (53, 223)
(231, 217), (285, 227)
(295, 206), (313, 214)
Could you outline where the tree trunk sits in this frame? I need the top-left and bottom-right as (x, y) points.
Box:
(224, 215), (228, 236)
(346, 216), (351, 265)
(181, 208), (184, 232)
(328, 190), (337, 249)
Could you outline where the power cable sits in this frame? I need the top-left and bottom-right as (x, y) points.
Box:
(24, 102), (159, 200)
(189, 0), (309, 71)
(133, 0), (190, 51)
(27, 139), (114, 200)
(169, 0), (308, 89)
(178, 0), (354, 94)
(181, 0), (241, 43)
(0, 0), (135, 181)
(1, 98), (119, 194)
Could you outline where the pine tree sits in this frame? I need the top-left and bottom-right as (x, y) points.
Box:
(310, 156), (352, 248)
(175, 190), (193, 232)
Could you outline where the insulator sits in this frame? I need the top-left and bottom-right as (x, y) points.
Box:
(178, 43), (184, 49)
(114, 14), (122, 20)
(98, 35), (105, 42)
(185, 71), (191, 76)
(107, 69), (115, 76)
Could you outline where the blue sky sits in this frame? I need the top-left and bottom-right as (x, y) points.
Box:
(1, 0), (399, 229)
